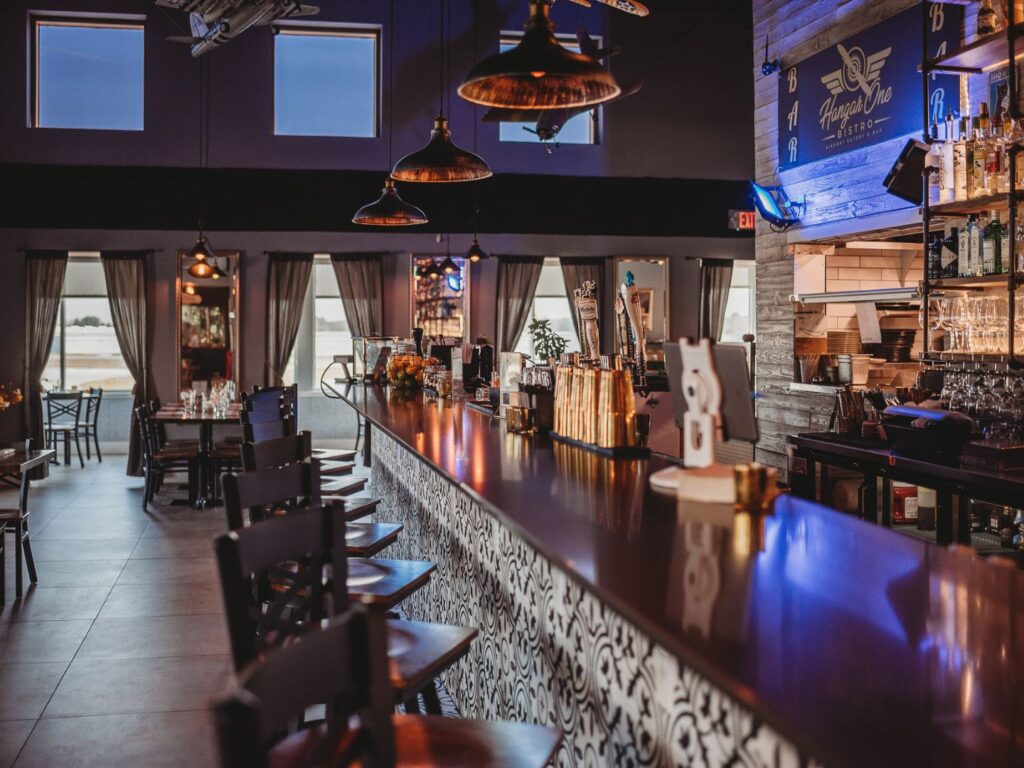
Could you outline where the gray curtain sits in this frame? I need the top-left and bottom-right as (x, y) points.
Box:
(330, 253), (383, 338)
(698, 258), (734, 340)
(101, 251), (152, 476)
(496, 256), (544, 352)
(265, 253), (313, 386)
(559, 257), (607, 351)
(24, 252), (68, 478)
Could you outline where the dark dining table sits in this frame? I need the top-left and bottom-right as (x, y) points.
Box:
(0, 446), (56, 600)
(150, 403), (242, 508)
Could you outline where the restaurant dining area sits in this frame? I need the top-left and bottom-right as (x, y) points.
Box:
(2, 0), (1024, 766)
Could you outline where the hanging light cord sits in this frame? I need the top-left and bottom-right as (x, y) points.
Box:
(438, 0), (445, 117)
(388, 0), (395, 168)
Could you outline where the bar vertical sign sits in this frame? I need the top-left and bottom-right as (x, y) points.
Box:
(778, 3), (962, 170)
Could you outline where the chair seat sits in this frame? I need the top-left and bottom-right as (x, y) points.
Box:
(322, 496), (379, 522)
(345, 558), (435, 609)
(46, 425), (77, 433)
(385, 619), (477, 700)
(345, 522), (402, 557)
(311, 447), (357, 462)
(211, 445), (242, 461)
(0, 508), (26, 522)
(154, 447), (199, 461)
(79, 421), (96, 428)
(319, 460), (354, 476)
(321, 477), (366, 497)
(164, 439), (200, 451)
(269, 714), (561, 768)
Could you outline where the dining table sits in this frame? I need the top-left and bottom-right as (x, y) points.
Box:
(0, 446), (57, 600)
(150, 402), (242, 508)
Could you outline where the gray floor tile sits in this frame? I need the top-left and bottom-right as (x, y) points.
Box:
(76, 615), (229, 661)
(98, 583), (224, 619)
(43, 655), (232, 717)
(129, 536), (215, 560)
(0, 588), (110, 623)
(0, 720), (34, 768)
(0, 663), (68, 720)
(22, 538), (139, 563)
(4, 560), (124, 590)
(34, 518), (148, 541)
(115, 557), (217, 585)
(0, 621), (92, 663)
(13, 711), (218, 768)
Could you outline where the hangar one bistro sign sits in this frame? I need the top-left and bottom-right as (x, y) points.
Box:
(777, 4), (962, 170)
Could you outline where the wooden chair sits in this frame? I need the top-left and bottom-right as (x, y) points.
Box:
(214, 504), (477, 717)
(78, 387), (103, 462)
(0, 439), (37, 599)
(246, 385), (356, 463)
(240, 409), (354, 477)
(214, 605), (560, 768)
(45, 391), (84, 467)
(0, 519), (5, 604)
(240, 433), (394, 556)
(136, 406), (199, 509)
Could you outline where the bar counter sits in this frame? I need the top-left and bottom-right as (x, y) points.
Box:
(341, 384), (1024, 768)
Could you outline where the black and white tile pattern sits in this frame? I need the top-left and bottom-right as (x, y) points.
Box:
(370, 430), (817, 768)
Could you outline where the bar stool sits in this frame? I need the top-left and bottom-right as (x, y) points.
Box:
(0, 440), (37, 599)
(240, 402), (354, 477)
(217, 488), (478, 714)
(215, 603), (560, 768)
(246, 384), (356, 463)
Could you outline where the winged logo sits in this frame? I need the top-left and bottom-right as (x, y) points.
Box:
(820, 44), (892, 97)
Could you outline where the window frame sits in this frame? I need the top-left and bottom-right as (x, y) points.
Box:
(272, 22), (381, 139)
(30, 13), (146, 131)
(497, 32), (599, 145)
(286, 254), (353, 392)
(515, 257), (580, 357)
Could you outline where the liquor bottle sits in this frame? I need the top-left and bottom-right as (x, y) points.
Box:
(958, 220), (972, 276)
(983, 210), (998, 274)
(942, 226), (960, 278)
(1000, 214), (1010, 274)
(968, 214), (983, 275)
(953, 118), (969, 200)
(942, 108), (956, 201)
(971, 116), (987, 197)
(1016, 204), (1024, 273)
(982, 104), (1002, 195)
(929, 119), (942, 204)
(927, 233), (943, 280)
(979, 0), (998, 36)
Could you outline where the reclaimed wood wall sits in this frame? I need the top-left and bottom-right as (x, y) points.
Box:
(751, 0), (922, 473)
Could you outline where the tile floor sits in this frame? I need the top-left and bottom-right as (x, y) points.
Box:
(0, 454), (446, 767)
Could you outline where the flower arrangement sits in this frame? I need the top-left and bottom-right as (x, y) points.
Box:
(0, 385), (23, 412)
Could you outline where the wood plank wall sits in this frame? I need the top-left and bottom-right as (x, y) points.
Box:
(751, 0), (922, 474)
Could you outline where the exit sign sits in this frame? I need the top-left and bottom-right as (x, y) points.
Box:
(729, 209), (756, 231)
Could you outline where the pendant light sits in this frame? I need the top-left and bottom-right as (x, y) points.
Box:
(466, 237), (488, 263)
(188, 259), (215, 279)
(392, 0), (491, 183)
(458, 0), (620, 110)
(188, 219), (216, 262)
(353, 0), (428, 226)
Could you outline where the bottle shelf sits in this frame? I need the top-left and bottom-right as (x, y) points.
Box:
(929, 23), (1024, 72)
(929, 274), (1023, 289)
(919, 351), (1018, 364)
(927, 193), (1013, 217)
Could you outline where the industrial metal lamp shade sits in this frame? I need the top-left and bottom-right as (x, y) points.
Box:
(466, 238), (488, 263)
(440, 255), (460, 275)
(188, 233), (215, 262)
(458, 1), (620, 109)
(392, 115), (492, 183)
(188, 260), (215, 279)
(352, 178), (429, 226)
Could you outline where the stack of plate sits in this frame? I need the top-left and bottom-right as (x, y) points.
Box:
(864, 329), (916, 362)
(827, 330), (861, 354)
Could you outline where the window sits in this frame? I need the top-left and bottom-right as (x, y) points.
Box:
(719, 260), (756, 344)
(282, 257), (352, 389)
(274, 25), (378, 137)
(33, 17), (144, 130)
(514, 258), (580, 358)
(498, 35), (595, 145)
(43, 254), (133, 391)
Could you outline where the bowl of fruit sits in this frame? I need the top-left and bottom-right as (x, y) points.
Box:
(386, 354), (438, 393)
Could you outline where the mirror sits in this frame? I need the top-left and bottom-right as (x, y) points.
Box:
(411, 255), (470, 340)
(176, 251), (240, 393)
(614, 256), (670, 345)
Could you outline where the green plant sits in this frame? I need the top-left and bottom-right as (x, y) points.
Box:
(528, 318), (569, 362)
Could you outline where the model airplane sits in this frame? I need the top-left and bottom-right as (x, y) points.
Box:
(158, 0), (319, 56)
(563, 0), (650, 17)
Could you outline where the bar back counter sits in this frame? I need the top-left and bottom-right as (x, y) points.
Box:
(341, 385), (1024, 768)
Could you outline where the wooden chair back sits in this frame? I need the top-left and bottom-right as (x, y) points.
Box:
(241, 417), (296, 444)
(221, 461), (322, 531)
(214, 502), (349, 671)
(239, 432), (312, 473)
(214, 604), (395, 768)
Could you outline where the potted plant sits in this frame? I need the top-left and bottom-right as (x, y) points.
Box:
(528, 318), (569, 367)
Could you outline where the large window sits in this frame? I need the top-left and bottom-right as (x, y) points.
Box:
(43, 255), (133, 391)
(514, 258), (580, 358)
(274, 25), (378, 138)
(283, 257), (352, 389)
(33, 17), (144, 130)
(720, 260), (756, 343)
(498, 36), (595, 145)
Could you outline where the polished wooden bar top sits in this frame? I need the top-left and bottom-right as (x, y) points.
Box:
(343, 385), (1024, 767)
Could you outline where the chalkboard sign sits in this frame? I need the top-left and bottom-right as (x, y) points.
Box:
(778, 4), (963, 171)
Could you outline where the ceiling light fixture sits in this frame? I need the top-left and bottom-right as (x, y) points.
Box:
(188, 259), (215, 279)
(466, 237), (488, 263)
(458, 0), (620, 110)
(188, 220), (216, 262)
(353, 0), (428, 226)
(441, 255), (460, 275)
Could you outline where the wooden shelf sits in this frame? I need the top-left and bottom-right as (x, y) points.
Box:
(919, 351), (1018, 364)
(927, 193), (1012, 217)
(930, 273), (1024, 289)
(930, 24), (1024, 72)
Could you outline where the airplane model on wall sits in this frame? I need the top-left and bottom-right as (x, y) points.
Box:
(157, 0), (319, 56)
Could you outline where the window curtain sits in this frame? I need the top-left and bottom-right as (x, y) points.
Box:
(559, 257), (607, 351)
(698, 258), (734, 340)
(265, 253), (313, 386)
(496, 256), (544, 352)
(101, 251), (152, 477)
(330, 253), (383, 338)
(24, 251), (68, 478)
